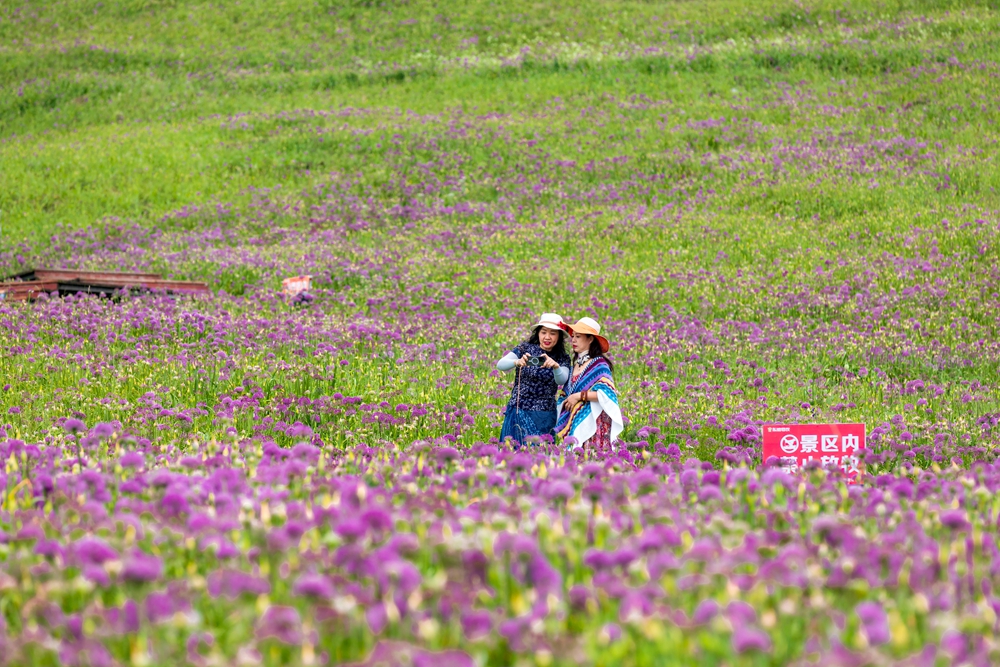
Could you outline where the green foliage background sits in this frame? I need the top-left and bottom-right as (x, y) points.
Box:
(1, 0), (1000, 462)
(2, 0), (998, 240)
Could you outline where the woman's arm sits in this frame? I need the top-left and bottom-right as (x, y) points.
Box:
(563, 389), (599, 410)
(496, 351), (519, 372)
(553, 365), (569, 385)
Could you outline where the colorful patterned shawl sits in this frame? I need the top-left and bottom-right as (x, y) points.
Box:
(555, 357), (623, 448)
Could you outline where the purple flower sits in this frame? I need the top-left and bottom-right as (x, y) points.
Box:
(582, 480), (604, 501)
(255, 606), (301, 645)
(698, 486), (722, 502)
(292, 574), (334, 599)
(82, 563), (110, 587)
(286, 422), (313, 439)
(119, 452), (145, 468)
(186, 632), (214, 666)
(122, 552), (163, 583)
(525, 552), (561, 595)
(413, 650), (475, 667)
(601, 623), (622, 643)
(545, 481), (574, 502)
(365, 602), (388, 634)
(637, 524), (681, 552)
(63, 418), (86, 433)
(583, 549), (614, 570)
(120, 479), (146, 494)
(508, 453), (532, 472)
(160, 491), (190, 517)
(290, 442), (320, 461)
(122, 600), (140, 633)
(732, 626), (772, 653)
(435, 446), (460, 463)
(726, 600), (757, 625)
(93, 422), (115, 439)
(939, 510), (969, 531)
(685, 538), (719, 563)
(460, 610), (492, 639)
(940, 629), (968, 660)
(568, 585), (592, 611)
(207, 569), (270, 598)
(146, 590), (189, 624)
(59, 639), (113, 666)
(34, 539), (65, 559)
(335, 518), (367, 541)
(361, 507), (394, 533)
(74, 538), (118, 564)
(692, 599), (719, 624)
(856, 601), (890, 646)
(498, 616), (531, 650)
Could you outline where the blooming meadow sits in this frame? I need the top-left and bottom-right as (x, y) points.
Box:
(2, 0), (1000, 664)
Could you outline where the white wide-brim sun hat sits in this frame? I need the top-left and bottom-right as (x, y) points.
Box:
(534, 313), (564, 331)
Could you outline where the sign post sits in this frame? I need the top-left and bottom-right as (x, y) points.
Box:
(761, 423), (866, 483)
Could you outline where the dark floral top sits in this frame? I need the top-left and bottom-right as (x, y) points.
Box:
(504, 343), (570, 413)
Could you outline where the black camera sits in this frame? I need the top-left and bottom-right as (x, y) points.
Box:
(527, 355), (544, 367)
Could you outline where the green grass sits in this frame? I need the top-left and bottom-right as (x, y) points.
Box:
(2, 0), (999, 242)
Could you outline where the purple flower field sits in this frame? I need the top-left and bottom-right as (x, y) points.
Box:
(3, 433), (1000, 665)
(2, 0), (1000, 664)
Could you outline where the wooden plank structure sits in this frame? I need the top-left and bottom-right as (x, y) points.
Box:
(0, 268), (210, 302)
(0, 282), (59, 302)
(11, 268), (163, 282)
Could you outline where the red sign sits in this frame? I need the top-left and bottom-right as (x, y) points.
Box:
(762, 423), (865, 482)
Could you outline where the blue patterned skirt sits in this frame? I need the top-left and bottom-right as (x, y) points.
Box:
(499, 408), (557, 446)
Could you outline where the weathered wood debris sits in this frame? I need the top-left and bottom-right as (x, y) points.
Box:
(0, 268), (211, 301)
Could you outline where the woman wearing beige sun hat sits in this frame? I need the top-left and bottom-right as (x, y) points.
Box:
(554, 317), (623, 449)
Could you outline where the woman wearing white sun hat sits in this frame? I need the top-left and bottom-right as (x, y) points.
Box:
(555, 317), (624, 449)
(497, 313), (572, 446)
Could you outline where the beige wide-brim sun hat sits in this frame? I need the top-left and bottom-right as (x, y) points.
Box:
(559, 316), (610, 353)
(534, 313), (564, 331)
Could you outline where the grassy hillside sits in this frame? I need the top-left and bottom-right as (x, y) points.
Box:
(1, 0), (1000, 445)
(2, 0), (999, 243)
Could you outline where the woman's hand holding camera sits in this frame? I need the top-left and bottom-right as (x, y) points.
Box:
(516, 353), (559, 369)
